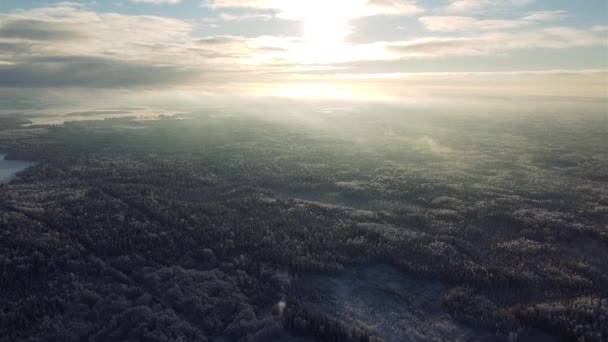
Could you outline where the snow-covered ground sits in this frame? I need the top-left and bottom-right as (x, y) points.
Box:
(297, 264), (497, 341)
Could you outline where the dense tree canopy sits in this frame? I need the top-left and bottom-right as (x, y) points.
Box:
(0, 112), (606, 341)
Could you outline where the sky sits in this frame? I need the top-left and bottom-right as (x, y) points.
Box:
(0, 0), (607, 116)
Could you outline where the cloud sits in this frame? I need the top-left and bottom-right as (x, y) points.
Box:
(201, 0), (425, 19)
(592, 25), (608, 33)
(0, 5), (346, 89)
(387, 37), (484, 57)
(0, 4), (193, 48)
(63, 110), (132, 117)
(0, 4), (252, 88)
(0, 4), (267, 62)
(542, 27), (607, 46)
(0, 2), (605, 95)
(131, 0), (182, 4)
(0, 56), (199, 88)
(0, 19), (87, 41)
(195, 35), (248, 45)
(332, 69), (608, 80)
(218, 12), (273, 21)
(419, 9), (571, 33)
(522, 10), (568, 22)
(360, 0), (426, 16)
(446, 0), (535, 12)
(419, 16), (530, 32)
(387, 28), (606, 58)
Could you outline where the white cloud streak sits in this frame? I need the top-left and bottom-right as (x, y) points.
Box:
(522, 10), (568, 22)
(131, 0), (182, 4)
(201, 0), (425, 19)
(419, 16), (531, 32)
(419, 10), (570, 33)
(218, 12), (273, 21)
(447, 0), (535, 12)
(387, 28), (606, 58)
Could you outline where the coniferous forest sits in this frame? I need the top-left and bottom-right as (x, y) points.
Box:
(0, 110), (606, 342)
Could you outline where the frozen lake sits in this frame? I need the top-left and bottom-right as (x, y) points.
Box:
(0, 153), (36, 183)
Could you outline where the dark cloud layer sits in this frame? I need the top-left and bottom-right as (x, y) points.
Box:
(387, 38), (476, 55)
(0, 19), (86, 41)
(0, 56), (198, 88)
(63, 110), (132, 117)
(195, 36), (247, 45)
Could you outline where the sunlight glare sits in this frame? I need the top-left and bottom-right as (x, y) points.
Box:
(304, 12), (350, 48)
(297, 2), (353, 64)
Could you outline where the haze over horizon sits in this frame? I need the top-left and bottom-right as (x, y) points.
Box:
(0, 0), (607, 117)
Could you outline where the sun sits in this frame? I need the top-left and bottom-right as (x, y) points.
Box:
(303, 12), (350, 48)
(278, 2), (388, 65)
